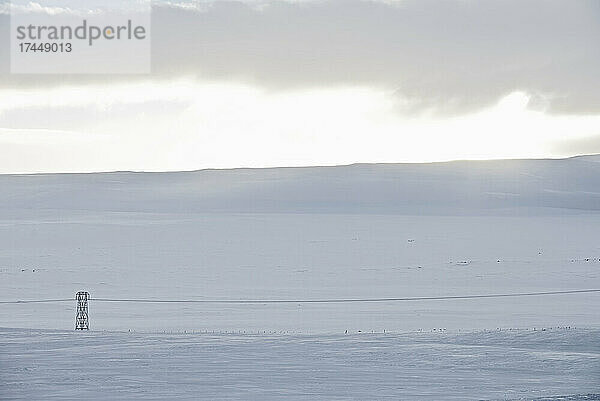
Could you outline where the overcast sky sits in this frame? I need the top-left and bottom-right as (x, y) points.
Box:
(1, 0), (600, 173)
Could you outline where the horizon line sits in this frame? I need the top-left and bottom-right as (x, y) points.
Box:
(2, 153), (599, 177)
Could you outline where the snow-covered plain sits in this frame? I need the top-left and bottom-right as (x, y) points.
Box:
(1, 157), (600, 399)
(1, 328), (599, 400)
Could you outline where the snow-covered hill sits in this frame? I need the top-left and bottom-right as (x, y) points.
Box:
(1, 156), (600, 216)
(1, 157), (599, 332)
(1, 157), (599, 399)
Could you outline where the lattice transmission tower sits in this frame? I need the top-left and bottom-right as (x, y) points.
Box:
(75, 291), (90, 330)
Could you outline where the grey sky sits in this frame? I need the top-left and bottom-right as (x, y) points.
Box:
(1, 0), (600, 173)
(2, 0), (600, 114)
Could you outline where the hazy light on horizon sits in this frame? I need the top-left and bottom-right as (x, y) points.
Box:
(1, 80), (599, 174)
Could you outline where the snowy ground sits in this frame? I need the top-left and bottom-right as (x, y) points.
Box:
(1, 328), (599, 400)
(1, 212), (599, 332)
(1, 158), (600, 398)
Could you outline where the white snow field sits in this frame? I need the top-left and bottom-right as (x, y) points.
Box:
(1, 156), (600, 399)
(1, 328), (599, 400)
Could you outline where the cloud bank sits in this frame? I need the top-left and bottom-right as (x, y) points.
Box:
(1, 0), (600, 115)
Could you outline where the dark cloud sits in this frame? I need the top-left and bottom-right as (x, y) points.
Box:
(1, 0), (600, 115)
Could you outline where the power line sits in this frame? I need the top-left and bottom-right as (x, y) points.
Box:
(0, 299), (71, 304)
(1, 289), (599, 305)
(93, 289), (600, 303)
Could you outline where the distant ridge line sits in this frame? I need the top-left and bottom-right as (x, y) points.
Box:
(2, 153), (599, 177)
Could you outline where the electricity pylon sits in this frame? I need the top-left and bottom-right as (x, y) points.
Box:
(75, 291), (90, 330)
